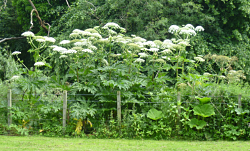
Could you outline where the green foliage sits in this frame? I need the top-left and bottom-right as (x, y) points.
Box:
(2, 0), (250, 139)
(70, 101), (97, 120)
(195, 97), (211, 104)
(147, 108), (163, 120)
(187, 118), (207, 130)
(193, 104), (215, 118)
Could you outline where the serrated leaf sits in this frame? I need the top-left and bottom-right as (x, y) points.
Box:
(235, 108), (249, 115)
(147, 108), (163, 120)
(195, 97), (211, 104)
(188, 118), (207, 129)
(193, 104), (215, 117)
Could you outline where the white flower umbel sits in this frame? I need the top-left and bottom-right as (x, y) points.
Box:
(53, 46), (67, 53)
(195, 26), (205, 32)
(91, 33), (102, 39)
(161, 49), (172, 54)
(89, 45), (97, 50)
(74, 39), (88, 46)
(102, 59), (109, 66)
(163, 39), (173, 44)
(10, 75), (20, 80)
(82, 49), (93, 53)
(80, 31), (92, 36)
(36, 39), (46, 43)
(34, 62), (45, 67)
(148, 48), (159, 52)
(12, 51), (21, 55)
(69, 33), (80, 38)
(179, 29), (196, 36)
(120, 27), (126, 33)
(185, 24), (195, 30)
(168, 25), (179, 34)
(138, 53), (149, 58)
(60, 40), (70, 45)
(103, 22), (120, 29)
(162, 56), (171, 61)
(73, 29), (83, 33)
(59, 55), (68, 58)
(108, 29), (117, 35)
(44, 37), (56, 43)
(203, 72), (211, 76)
(218, 75), (226, 79)
(194, 57), (205, 62)
(178, 41), (190, 46)
(134, 58), (145, 63)
(62, 49), (77, 54)
(143, 41), (157, 48)
(21, 31), (35, 37)
(133, 37), (147, 43)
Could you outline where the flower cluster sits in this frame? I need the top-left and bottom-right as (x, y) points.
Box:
(185, 24), (195, 30)
(62, 49), (77, 54)
(134, 58), (145, 63)
(195, 26), (205, 32)
(138, 53), (148, 58)
(34, 62), (45, 67)
(60, 40), (70, 45)
(12, 51), (21, 55)
(194, 57), (205, 62)
(53, 46), (67, 53)
(168, 25), (179, 34)
(82, 49), (93, 53)
(10, 75), (20, 80)
(179, 29), (196, 36)
(21, 31), (35, 37)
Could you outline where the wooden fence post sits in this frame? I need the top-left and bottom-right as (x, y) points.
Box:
(117, 91), (121, 124)
(63, 90), (67, 131)
(177, 92), (181, 128)
(7, 89), (12, 127)
(238, 94), (242, 108)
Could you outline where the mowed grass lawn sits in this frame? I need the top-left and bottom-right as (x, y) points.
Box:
(0, 135), (250, 151)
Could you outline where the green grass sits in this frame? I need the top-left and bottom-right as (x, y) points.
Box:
(0, 136), (249, 151)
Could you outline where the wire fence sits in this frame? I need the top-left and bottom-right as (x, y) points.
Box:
(1, 89), (250, 134)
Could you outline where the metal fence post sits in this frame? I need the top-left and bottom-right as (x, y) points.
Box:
(7, 89), (12, 127)
(63, 90), (67, 131)
(117, 91), (121, 124)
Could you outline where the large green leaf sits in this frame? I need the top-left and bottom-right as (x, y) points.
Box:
(193, 104), (215, 117)
(147, 108), (163, 120)
(195, 97), (211, 104)
(188, 118), (207, 129)
(235, 108), (249, 115)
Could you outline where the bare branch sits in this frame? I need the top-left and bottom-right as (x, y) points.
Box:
(44, 22), (51, 37)
(0, 0), (7, 12)
(65, 0), (70, 8)
(84, 1), (101, 24)
(28, 0), (48, 31)
(47, 0), (52, 6)
(84, 1), (96, 11)
(0, 37), (26, 43)
(29, 9), (35, 31)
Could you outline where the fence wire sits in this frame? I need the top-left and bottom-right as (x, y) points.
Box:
(1, 91), (249, 135)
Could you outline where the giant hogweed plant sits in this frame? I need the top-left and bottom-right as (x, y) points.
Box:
(11, 23), (205, 133)
(42, 23), (205, 96)
(4, 22), (250, 139)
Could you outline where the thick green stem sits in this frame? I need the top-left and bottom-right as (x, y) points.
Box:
(182, 61), (184, 75)
(77, 67), (79, 83)
(176, 61), (179, 82)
